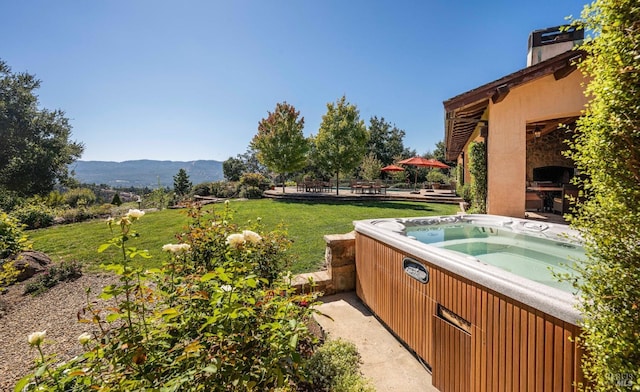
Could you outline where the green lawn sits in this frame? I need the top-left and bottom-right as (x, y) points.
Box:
(29, 199), (457, 273)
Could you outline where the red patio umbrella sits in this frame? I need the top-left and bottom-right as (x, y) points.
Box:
(398, 157), (450, 191)
(380, 164), (405, 172)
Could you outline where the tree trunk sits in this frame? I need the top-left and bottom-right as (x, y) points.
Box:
(335, 171), (340, 195)
(281, 173), (286, 193)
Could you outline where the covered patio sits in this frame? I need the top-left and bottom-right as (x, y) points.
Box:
(443, 48), (588, 218)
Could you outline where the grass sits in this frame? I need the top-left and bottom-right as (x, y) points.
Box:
(29, 199), (458, 273)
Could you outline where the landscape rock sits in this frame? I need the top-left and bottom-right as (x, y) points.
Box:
(11, 251), (51, 281)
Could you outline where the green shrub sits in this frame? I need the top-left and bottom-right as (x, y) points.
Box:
(45, 190), (66, 207)
(391, 182), (412, 189)
(64, 188), (97, 208)
(426, 169), (448, 184)
(468, 141), (487, 213)
(192, 182), (212, 197)
(240, 186), (263, 199)
(0, 189), (24, 212)
(143, 187), (171, 210)
(210, 181), (238, 198)
(56, 207), (91, 224)
(52, 203), (112, 225)
(304, 339), (373, 392)
(23, 260), (82, 295)
(0, 260), (20, 293)
(240, 172), (271, 190)
(0, 211), (29, 259)
(566, 1), (640, 388)
(457, 183), (472, 203)
(11, 203), (55, 229)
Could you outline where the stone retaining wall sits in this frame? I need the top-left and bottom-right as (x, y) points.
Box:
(292, 232), (356, 295)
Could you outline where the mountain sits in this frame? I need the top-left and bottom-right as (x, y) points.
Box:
(70, 160), (224, 188)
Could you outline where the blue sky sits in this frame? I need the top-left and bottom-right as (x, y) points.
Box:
(2, 0), (588, 162)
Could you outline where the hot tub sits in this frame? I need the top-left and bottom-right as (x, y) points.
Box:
(353, 214), (584, 392)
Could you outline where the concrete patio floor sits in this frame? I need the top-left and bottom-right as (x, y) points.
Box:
(314, 292), (439, 392)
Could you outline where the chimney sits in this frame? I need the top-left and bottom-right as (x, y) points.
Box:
(527, 25), (583, 66)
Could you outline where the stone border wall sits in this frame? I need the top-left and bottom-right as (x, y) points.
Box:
(293, 232), (356, 295)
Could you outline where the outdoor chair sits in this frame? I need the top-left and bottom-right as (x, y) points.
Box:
(303, 178), (316, 192)
(350, 180), (362, 193)
(373, 179), (387, 194)
(553, 184), (579, 214)
(322, 179), (333, 192)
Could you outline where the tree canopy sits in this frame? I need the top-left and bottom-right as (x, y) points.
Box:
(237, 147), (267, 176)
(173, 168), (192, 197)
(314, 96), (368, 194)
(567, 0), (640, 388)
(366, 116), (408, 166)
(222, 157), (246, 182)
(251, 102), (308, 192)
(0, 60), (84, 196)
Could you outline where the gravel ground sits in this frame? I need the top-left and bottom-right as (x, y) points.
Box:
(0, 273), (118, 391)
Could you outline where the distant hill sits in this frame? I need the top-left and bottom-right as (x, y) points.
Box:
(69, 160), (224, 188)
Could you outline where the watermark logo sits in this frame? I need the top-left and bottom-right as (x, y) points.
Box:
(608, 373), (633, 388)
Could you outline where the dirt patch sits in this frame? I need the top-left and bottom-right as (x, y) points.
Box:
(0, 273), (118, 391)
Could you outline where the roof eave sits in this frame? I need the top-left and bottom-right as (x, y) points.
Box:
(443, 49), (586, 161)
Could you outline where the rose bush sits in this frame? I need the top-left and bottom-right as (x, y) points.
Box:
(17, 203), (322, 391)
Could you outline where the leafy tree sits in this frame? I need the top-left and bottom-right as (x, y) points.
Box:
(299, 137), (329, 180)
(222, 157), (246, 181)
(173, 168), (192, 197)
(566, 1), (640, 389)
(0, 60), (84, 196)
(366, 116), (407, 166)
(237, 147), (267, 175)
(251, 102), (309, 192)
(432, 140), (448, 164)
(360, 153), (383, 181)
(314, 96), (369, 194)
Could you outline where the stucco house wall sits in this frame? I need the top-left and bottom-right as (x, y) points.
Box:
(485, 70), (588, 217)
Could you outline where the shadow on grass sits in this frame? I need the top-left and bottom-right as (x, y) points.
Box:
(272, 199), (441, 212)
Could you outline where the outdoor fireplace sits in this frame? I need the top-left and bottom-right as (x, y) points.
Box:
(533, 165), (574, 185)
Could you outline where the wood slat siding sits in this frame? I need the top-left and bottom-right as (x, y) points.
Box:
(433, 316), (472, 392)
(355, 233), (583, 392)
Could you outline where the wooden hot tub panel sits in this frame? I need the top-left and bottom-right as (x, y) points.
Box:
(355, 233), (583, 392)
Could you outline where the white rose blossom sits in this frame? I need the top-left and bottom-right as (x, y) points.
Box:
(242, 230), (262, 244)
(162, 243), (191, 254)
(78, 332), (92, 345)
(126, 209), (145, 220)
(226, 233), (245, 249)
(28, 330), (46, 346)
(220, 284), (233, 292)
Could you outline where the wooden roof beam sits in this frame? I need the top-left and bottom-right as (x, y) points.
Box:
(491, 84), (510, 104)
(553, 54), (582, 80)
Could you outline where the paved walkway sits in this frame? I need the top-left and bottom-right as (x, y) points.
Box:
(314, 292), (439, 392)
